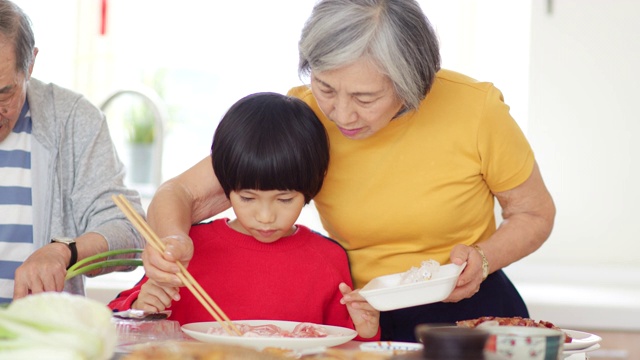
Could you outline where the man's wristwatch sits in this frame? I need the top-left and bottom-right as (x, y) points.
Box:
(51, 237), (78, 270)
(472, 244), (489, 281)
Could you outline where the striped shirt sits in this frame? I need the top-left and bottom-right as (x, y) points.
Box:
(0, 102), (34, 303)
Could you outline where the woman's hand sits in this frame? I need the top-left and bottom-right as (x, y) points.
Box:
(339, 282), (380, 339)
(444, 244), (485, 303)
(133, 279), (180, 312)
(141, 234), (193, 288)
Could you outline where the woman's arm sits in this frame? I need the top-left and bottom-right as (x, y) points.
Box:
(446, 161), (556, 302)
(143, 156), (231, 286)
(480, 161), (556, 270)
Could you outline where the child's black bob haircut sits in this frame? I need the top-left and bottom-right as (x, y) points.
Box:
(211, 92), (329, 204)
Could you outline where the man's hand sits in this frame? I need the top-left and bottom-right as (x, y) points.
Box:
(13, 243), (70, 299)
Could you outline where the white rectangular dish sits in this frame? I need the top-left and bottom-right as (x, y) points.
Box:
(360, 263), (466, 311)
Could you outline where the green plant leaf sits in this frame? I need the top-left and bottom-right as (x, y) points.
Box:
(124, 105), (155, 144)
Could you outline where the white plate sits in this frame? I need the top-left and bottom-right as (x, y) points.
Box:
(360, 263), (466, 311)
(562, 329), (602, 350)
(181, 320), (357, 350)
(563, 343), (600, 358)
(359, 341), (423, 354)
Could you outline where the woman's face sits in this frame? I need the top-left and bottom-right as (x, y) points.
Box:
(228, 189), (305, 243)
(310, 57), (404, 140)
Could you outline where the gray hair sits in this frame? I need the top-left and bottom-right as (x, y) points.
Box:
(298, 0), (441, 111)
(0, 0), (35, 75)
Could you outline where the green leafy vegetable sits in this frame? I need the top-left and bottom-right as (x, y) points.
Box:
(0, 292), (116, 359)
(65, 248), (143, 280)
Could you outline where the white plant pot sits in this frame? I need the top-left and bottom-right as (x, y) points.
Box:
(127, 143), (153, 184)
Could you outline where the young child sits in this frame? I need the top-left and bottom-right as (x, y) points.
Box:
(108, 92), (379, 339)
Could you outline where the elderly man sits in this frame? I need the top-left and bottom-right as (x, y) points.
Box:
(0, 0), (145, 303)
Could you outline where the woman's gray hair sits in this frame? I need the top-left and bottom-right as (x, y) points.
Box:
(298, 0), (441, 111)
(0, 0), (36, 75)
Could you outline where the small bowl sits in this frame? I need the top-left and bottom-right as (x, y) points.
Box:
(484, 326), (564, 360)
(359, 263), (466, 311)
(359, 341), (424, 355)
(415, 324), (490, 360)
(113, 318), (186, 349)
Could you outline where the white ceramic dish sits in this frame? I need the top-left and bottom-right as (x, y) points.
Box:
(359, 263), (466, 311)
(181, 320), (357, 350)
(563, 343), (600, 358)
(359, 341), (424, 354)
(484, 326), (564, 360)
(562, 329), (602, 350)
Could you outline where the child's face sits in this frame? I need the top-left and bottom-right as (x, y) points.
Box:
(227, 189), (305, 243)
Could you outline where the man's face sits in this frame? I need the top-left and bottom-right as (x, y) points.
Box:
(0, 34), (29, 143)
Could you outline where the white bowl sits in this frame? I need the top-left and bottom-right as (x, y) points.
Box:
(359, 263), (466, 311)
(484, 326), (564, 360)
(359, 341), (423, 354)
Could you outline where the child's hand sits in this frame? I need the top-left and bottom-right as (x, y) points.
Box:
(132, 280), (180, 312)
(339, 282), (380, 339)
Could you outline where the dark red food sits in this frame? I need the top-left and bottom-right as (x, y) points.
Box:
(456, 316), (573, 343)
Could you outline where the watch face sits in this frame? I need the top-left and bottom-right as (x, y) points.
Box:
(52, 237), (76, 244)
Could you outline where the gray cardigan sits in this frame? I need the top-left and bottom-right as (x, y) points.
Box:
(27, 78), (145, 295)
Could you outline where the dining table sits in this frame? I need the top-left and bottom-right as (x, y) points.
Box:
(112, 337), (590, 359)
(110, 314), (595, 359)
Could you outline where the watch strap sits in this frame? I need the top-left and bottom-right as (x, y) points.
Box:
(51, 238), (78, 270)
(67, 241), (78, 270)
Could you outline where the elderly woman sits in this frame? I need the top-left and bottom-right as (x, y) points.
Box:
(143, 0), (555, 342)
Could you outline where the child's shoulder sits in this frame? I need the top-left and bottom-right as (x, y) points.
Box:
(296, 225), (347, 254)
(189, 218), (228, 238)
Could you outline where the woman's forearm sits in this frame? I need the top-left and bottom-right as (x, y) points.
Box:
(480, 162), (556, 273)
(147, 180), (197, 239)
(483, 203), (555, 274)
(147, 156), (230, 238)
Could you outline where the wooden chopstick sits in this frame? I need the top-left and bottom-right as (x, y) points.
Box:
(112, 194), (242, 336)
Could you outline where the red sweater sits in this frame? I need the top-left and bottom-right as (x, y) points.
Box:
(108, 219), (364, 334)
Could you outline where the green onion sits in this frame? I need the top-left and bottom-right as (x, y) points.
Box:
(65, 249), (143, 280)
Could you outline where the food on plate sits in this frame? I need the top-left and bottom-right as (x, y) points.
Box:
(206, 322), (329, 338)
(398, 259), (440, 284)
(456, 316), (573, 343)
(182, 320), (358, 350)
(122, 341), (287, 360)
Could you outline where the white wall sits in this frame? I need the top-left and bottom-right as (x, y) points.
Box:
(524, 0), (640, 268)
(506, 0), (640, 331)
